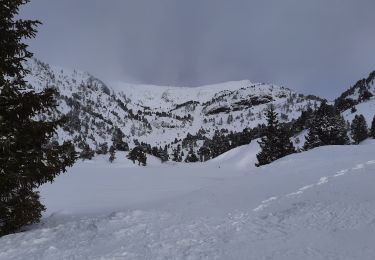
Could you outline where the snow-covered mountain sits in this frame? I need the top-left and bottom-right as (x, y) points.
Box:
(25, 58), (323, 159)
(336, 71), (375, 125)
(335, 71), (375, 109)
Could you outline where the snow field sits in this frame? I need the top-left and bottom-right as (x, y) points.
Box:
(1, 141), (375, 259)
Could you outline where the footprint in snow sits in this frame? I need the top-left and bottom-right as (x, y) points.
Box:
(261, 196), (278, 204)
(352, 164), (364, 170)
(286, 190), (303, 197)
(253, 197), (278, 212)
(253, 204), (267, 212)
(298, 184), (314, 191)
(255, 159), (373, 213)
(317, 177), (328, 185)
(334, 169), (348, 177)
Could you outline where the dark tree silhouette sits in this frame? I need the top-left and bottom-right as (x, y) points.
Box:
(0, 0), (76, 236)
(371, 115), (375, 139)
(256, 105), (295, 166)
(351, 114), (368, 144)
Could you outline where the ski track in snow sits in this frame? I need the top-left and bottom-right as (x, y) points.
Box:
(253, 197), (278, 212)
(366, 160), (375, 165)
(317, 177), (328, 185)
(253, 159), (374, 212)
(352, 164), (364, 170)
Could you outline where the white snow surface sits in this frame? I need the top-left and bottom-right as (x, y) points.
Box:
(342, 97), (375, 125)
(1, 141), (375, 259)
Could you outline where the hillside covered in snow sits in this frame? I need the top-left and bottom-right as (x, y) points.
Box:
(24, 58), (324, 162)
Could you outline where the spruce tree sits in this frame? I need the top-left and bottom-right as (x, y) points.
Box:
(256, 105), (295, 167)
(185, 148), (199, 162)
(96, 142), (108, 155)
(198, 146), (211, 162)
(127, 146), (146, 166)
(158, 146), (169, 163)
(0, 0), (76, 236)
(79, 144), (95, 160)
(371, 115), (375, 138)
(109, 146), (116, 163)
(139, 152), (147, 166)
(111, 127), (129, 151)
(304, 102), (349, 150)
(359, 89), (373, 102)
(172, 144), (182, 162)
(127, 148), (138, 164)
(351, 114), (368, 144)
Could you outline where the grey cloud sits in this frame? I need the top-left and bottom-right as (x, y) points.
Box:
(20, 0), (375, 99)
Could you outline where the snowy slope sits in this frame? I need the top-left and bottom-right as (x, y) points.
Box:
(340, 70), (375, 102)
(1, 141), (375, 259)
(210, 140), (261, 169)
(335, 70), (375, 125)
(342, 97), (375, 125)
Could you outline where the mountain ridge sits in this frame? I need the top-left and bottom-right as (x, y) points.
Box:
(24, 58), (375, 162)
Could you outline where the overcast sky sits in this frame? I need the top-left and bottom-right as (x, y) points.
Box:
(20, 0), (375, 99)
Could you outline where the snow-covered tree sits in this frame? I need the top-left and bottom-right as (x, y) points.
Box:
(256, 105), (295, 166)
(351, 114), (368, 144)
(304, 102), (349, 150)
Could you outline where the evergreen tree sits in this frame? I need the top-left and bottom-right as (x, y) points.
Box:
(96, 142), (108, 155)
(127, 146), (147, 166)
(359, 89), (373, 102)
(226, 114), (233, 124)
(158, 146), (169, 163)
(198, 146), (211, 162)
(127, 147), (138, 164)
(293, 108), (314, 133)
(185, 148), (199, 162)
(209, 131), (230, 158)
(277, 126), (296, 157)
(371, 115), (375, 138)
(351, 114), (368, 144)
(256, 105), (295, 166)
(172, 144), (182, 162)
(304, 102), (349, 150)
(111, 127), (129, 151)
(109, 145), (116, 163)
(151, 146), (159, 157)
(79, 144), (95, 160)
(139, 152), (147, 166)
(0, 0), (76, 236)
